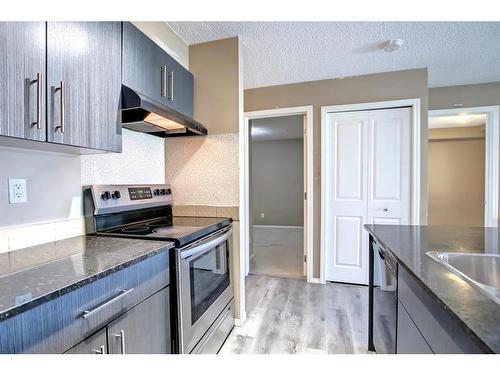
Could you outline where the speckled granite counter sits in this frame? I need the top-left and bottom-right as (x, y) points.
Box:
(0, 235), (173, 321)
(365, 225), (500, 353)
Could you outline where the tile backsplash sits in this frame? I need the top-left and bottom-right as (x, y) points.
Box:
(0, 217), (85, 254)
(173, 205), (239, 221)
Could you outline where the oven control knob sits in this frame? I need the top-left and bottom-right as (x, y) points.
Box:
(153, 189), (160, 196)
(166, 188), (172, 195)
(160, 189), (166, 195)
(111, 190), (121, 200)
(101, 191), (111, 200)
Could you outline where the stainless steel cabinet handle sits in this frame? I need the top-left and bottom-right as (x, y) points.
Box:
(55, 81), (65, 133)
(383, 208), (389, 212)
(161, 66), (167, 97)
(113, 330), (126, 354)
(92, 345), (106, 354)
(31, 73), (42, 129)
(168, 70), (174, 101)
(81, 288), (134, 319)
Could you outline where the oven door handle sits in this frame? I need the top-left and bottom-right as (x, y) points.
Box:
(180, 227), (232, 260)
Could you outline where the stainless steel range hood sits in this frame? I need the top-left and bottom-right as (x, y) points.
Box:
(121, 85), (207, 137)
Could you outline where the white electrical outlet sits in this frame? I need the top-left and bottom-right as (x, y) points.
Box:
(8, 179), (27, 203)
(260, 212), (265, 219)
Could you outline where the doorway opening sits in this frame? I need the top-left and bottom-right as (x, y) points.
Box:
(249, 115), (305, 279)
(238, 105), (314, 325)
(428, 106), (499, 227)
(428, 114), (486, 226)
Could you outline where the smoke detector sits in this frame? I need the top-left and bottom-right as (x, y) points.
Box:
(383, 39), (404, 52)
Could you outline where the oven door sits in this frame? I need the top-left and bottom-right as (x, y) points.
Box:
(177, 225), (233, 353)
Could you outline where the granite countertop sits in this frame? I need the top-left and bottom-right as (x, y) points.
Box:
(0, 235), (174, 321)
(365, 224), (500, 353)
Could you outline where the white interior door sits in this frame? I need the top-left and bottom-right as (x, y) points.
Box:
(368, 108), (411, 226)
(324, 107), (411, 284)
(324, 111), (369, 284)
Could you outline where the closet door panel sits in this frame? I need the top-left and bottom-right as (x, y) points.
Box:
(324, 111), (369, 284)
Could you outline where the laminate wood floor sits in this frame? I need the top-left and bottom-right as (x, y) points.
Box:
(220, 275), (370, 354)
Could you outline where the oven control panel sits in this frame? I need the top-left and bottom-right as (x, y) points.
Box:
(128, 187), (153, 200)
(88, 184), (173, 215)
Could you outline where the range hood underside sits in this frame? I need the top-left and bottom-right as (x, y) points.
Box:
(121, 85), (207, 137)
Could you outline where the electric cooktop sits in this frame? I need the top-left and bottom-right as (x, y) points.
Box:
(85, 184), (232, 247)
(100, 216), (232, 247)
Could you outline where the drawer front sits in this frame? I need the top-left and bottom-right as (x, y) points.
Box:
(398, 267), (486, 354)
(0, 250), (169, 354)
(397, 301), (432, 354)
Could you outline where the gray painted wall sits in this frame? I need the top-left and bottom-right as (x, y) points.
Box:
(0, 147), (82, 227)
(245, 68), (429, 278)
(251, 138), (304, 226)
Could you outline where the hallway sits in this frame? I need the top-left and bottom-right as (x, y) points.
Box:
(250, 226), (304, 279)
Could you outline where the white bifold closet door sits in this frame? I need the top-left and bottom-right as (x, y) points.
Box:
(324, 107), (411, 284)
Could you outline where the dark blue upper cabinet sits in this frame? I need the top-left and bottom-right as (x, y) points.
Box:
(46, 22), (122, 152)
(0, 22), (46, 142)
(167, 54), (194, 118)
(122, 22), (165, 104)
(122, 22), (194, 118)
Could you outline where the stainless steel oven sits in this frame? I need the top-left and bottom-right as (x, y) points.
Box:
(372, 240), (398, 354)
(176, 225), (234, 354)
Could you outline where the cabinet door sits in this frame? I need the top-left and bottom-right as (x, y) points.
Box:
(0, 22), (46, 141)
(46, 22), (122, 152)
(107, 287), (171, 354)
(397, 301), (433, 354)
(167, 58), (194, 117)
(122, 22), (165, 104)
(65, 328), (107, 354)
(122, 22), (194, 118)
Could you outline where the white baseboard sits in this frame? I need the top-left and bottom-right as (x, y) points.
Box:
(252, 225), (303, 229)
(308, 277), (324, 284)
(234, 311), (247, 327)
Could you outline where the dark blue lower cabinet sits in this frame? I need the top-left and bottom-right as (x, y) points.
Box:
(106, 287), (171, 354)
(65, 328), (107, 354)
(0, 251), (171, 354)
(65, 287), (171, 354)
(397, 267), (488, 354)
(396, 301), (433, 354)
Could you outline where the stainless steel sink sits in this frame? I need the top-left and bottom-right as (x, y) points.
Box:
(426, 252), (500, 304)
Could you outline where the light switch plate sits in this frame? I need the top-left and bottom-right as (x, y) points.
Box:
(8, 178), (27, 203)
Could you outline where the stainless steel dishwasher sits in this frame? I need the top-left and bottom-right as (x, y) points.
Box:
(371, 240), (398, 354)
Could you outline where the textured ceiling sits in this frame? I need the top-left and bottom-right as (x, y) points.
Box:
(168, 22), (500, 89)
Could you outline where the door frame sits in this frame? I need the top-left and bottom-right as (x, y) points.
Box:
(428, 106), (500, 227)
(320, 99), (421, 284)
(241, 106), (315, 287)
